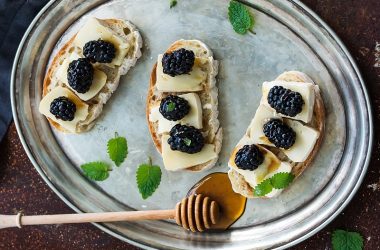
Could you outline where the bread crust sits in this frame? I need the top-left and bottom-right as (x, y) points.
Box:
(228, 71), (325, 198)
(42, 18), (143, 133)
(146, 40), (222, 172)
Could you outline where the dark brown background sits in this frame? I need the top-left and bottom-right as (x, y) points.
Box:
(1, 0), (379, 249)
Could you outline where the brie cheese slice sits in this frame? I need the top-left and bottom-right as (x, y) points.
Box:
(261, 81), (316, 123)
(39, 86), (89, 133)
(149, 93), (203, 134)
(161, 135), (217, 171)
(249, 104), (282, 146)
(156, 54), (207, 92)
(283, 120), (320, 162)
(73, 18), (130, 66)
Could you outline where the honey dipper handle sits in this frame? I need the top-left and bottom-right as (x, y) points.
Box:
(0, 210), (176, 229)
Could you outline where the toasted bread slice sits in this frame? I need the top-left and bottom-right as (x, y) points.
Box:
(42, 18), (143, 133)
(146, 40), (222, 172)
(228, 71), (325, 198)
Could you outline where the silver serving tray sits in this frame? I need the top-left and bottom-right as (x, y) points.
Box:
(11, 0), (373, 249)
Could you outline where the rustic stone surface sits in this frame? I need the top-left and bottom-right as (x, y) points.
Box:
(0, 0), (379, 249)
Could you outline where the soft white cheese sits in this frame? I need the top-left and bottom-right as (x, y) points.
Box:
(161, 135), (217, 171)
(261, 81), (316, 123)
(39, 86), (89, 133)
(283, 120), (319, 162)
(149, 93), (203, 134)
(228, 140), (282, 188)
(73, 18), (130, 66)
(249, 104), (319, 162)
(155, 54), (207, 92)
(55, 52), (107, 101)
(249, 104), (282, 146)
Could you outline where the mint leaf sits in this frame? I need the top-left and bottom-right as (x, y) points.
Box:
(254, 179), (273, 196)
(170, 0), (177, 8)
(270, 172), (295, 189)
(81, 162), (111, 181)
(136, 158), (162, 199)
(107, 132), (128, 167)
(332, 230), (363, 250)
(167, 102), (176, 112)
(183, 138), (192, 146)
(228, 1), (254, 35)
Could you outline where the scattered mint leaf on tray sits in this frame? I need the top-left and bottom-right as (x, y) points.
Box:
(332, 230), (364, 250)
(81, 162), (111, 181)
(170, 0), (177, 8)
(254, 179), (272, 196)
(136, 158), (162, 199)
(228, 1), (254, 35)
(107, 132), (128, 167)
(270, 172), (295, 189)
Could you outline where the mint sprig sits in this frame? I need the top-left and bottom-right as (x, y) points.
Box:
(167, 102), (176, 112)
(170, 0), (177, 8)
(107, 132), (128, 167)
(254, 179), (272, 196)
(81, 162), (111, 181)
(228, 1), (254, 35)
(332, 230), (363, 250)
(254, 172), (295, 197)
(136, 158), (162, 199)
(270, 172), (295, 189)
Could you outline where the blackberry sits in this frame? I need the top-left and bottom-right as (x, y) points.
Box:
(83, 40), (116, 63)
(263, 119), (296, 149)
(67, 58), (94, 93)
(168, 124), (204, 154)
(49, 96), (76, 121)
(159, 95), (190, 121)
(162, 48), (195, 77)
(267, 86), (304, 117)
(234, 144), (264, 171)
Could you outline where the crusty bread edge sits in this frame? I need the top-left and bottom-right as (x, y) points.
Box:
(146, 40), (222, 172)
(42, 18), (143, 133)
(228, 71), (325, 198)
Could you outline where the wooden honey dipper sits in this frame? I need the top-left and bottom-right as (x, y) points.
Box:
(0, 194), (219, 233)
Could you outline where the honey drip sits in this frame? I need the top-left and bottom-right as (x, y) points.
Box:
(187, 172), (247, 230)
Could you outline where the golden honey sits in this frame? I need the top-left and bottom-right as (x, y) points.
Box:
(187, 172), (247, 230)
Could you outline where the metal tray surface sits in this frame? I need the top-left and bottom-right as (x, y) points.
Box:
(11, 0), (372, 249)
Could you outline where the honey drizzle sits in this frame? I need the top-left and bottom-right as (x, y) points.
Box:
(187, 172), (247, 230)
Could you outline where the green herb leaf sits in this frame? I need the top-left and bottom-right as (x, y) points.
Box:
(254, 179), (273, 196)
(167, 102), (176, 112)
(81, 162), (111, 181)
(107, 132), (128, 167)
(183, 138), (192, 146)
(270, 172), (295, 189)
(228, 1), (254, 35)
(332, 230), (364, 250)
(136, 158), (162, 199)
(170, 0), (177, 8)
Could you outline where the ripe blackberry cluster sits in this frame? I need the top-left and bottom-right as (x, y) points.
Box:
(159, 95), (190, 121)
(67, 58), (94, 93)
(234, 144), (264, 171)
(267, 86), (304, 117)
(167, 124), (204, 154)
(162, 48), (195, 77)
(263, 119), (296, 149)
(50, 96), (76, 121)
(83, 40), (116, 63)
